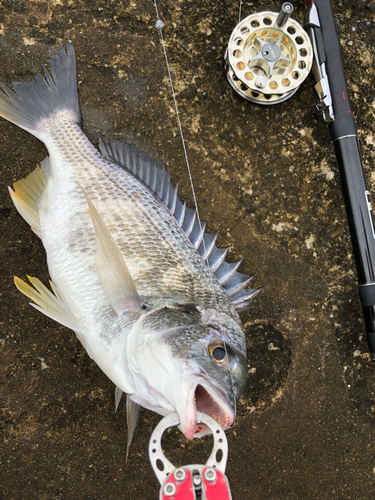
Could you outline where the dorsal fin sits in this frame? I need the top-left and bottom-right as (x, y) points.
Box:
(99, 139), (261, 311)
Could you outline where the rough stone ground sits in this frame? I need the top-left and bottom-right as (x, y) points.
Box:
(0, 0), (374, 499)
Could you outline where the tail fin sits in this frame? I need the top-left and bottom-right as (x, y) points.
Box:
(0, 43), (80, 140)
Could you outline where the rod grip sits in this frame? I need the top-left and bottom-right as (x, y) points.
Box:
(333, 136), (375, 283)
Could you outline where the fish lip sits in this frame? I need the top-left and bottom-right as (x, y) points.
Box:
(184, 375), (235, 440)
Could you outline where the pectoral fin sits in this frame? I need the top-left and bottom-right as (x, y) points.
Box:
(15, 276), (81, 332)
(81, 187), (143, 315)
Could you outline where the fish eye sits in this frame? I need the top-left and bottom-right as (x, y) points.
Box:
(209, 342), (227, 363)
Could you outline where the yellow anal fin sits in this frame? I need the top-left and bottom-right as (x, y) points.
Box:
(8, 163), (48, 235)
(15, 276), (82, 333)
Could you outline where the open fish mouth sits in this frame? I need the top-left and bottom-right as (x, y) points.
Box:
(184, 380), (235, 439)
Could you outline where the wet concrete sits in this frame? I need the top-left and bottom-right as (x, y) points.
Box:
(1, 1), (374, 499)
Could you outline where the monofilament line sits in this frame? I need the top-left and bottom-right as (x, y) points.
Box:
(152, 4), (203, 238)
(152, 0), (237, 409)
(152, 3), (219, 305)
(152, 2), (214, 279)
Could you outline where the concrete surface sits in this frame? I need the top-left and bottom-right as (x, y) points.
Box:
(1, 1), (374, 499)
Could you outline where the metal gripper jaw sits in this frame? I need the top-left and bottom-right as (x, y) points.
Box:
(149, 412), (232, 500)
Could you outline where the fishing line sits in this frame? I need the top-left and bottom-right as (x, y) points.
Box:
(151, 0), (237, 411)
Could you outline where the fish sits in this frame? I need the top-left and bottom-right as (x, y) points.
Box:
(0, 44), (261, 454)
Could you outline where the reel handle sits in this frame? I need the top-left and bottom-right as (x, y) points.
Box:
(276, 2), (294, 28)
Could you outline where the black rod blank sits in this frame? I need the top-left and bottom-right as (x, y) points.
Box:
(313, 0), (375, 358)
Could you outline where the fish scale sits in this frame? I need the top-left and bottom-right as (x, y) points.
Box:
(43, 119), (235, 316)
(0, 44), (257, 447)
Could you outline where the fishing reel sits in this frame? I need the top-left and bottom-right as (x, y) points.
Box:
(225, 2), (313, 105)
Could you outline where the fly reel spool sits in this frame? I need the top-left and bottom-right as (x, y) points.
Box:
(225, 2), (313, 105)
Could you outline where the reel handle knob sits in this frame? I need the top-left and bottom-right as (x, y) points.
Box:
(276, 2), (294, 28)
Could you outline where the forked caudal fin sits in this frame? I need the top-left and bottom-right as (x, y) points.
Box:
(100, 139), (263, 312)
(0, 44), (80, 141)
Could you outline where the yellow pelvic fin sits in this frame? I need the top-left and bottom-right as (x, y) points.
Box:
(8, 163), (48, 235)
(14, 275), (81, 332)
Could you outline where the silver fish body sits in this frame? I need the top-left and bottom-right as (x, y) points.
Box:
(0, 44), (259, 442)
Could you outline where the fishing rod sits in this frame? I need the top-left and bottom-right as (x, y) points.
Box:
(305, 0), (375, 360)
(225, 0), (375, 360)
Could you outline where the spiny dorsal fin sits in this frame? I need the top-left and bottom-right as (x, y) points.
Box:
(99, 139), (262, 311)
(14, 275), (82, 332)
(81, 186), (144, 315)
(8, 163), (48, 236)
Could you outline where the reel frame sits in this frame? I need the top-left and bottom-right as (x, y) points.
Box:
(225, 3), (313, 105)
